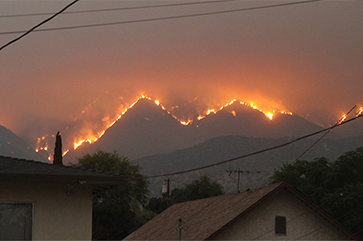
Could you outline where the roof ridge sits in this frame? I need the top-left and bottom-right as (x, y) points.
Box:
(0, 155), (122, 177)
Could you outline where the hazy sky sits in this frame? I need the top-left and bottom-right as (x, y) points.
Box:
(1, 0), (362, 146)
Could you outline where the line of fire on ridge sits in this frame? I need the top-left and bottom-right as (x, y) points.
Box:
(35, 94), (295, 161)
(69, 95), (293, 152)
(35, 98), (363, 162)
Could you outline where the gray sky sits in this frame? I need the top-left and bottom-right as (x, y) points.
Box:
(1, 0), (362, 151)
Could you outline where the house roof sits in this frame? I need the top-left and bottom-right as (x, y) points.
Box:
(124, 182), (357, 240)
(0, 155), (126, 193)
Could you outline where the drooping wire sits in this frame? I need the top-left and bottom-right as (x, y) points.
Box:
(0, 0), (80, 52)
(293, 105), (356, 161)
(0, 0), (322, 36)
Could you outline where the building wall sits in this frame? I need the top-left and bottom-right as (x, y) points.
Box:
(210, 190), (349, 240)
(0, 181), (92, 240)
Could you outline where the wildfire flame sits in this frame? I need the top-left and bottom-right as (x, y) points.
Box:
(67, 96), (294, 151)
(338, 114), (347, 125)
(357, 107), (363, 117)
(35, 94), (294, 160)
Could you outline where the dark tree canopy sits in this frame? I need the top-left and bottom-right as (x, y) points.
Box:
(53, 131), (62, 165)
(171, 175), (224, 203)
(270, 147), (363, 239)
(147, 175), (224, 214)
(75, 150), (152, 240)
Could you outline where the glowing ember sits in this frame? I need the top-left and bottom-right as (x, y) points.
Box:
(180, 120), (193, 126)
(265, 112), (274, 120)
(357, 107), (363, 117)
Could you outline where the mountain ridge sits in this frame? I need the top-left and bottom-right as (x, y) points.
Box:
(64, 98), (324, 163)
(0, 124), (47, 162)
(134, 134), (363, 196)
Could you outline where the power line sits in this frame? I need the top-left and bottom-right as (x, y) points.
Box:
(0, 0), (80, 52)
(0, 0), (237, 18)
(293, 105), (356, 161)
(0, 0), (322, 36)
(145, 113), (363, 179)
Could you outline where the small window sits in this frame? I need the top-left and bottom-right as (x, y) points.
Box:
(275, 216), (286, 235)
(0, 203), (32, 240)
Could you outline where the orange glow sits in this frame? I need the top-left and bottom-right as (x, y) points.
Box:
(180, 119), (193, 126)
(71, 95), (154, 150)
(265, 112), (274, 120)
(63, 150), (69, 156)
(35, 95), (296, 157)
(357, 107), (363, 117)
(337, 114), (347, 125)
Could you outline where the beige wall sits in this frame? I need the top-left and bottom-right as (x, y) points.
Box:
(0, 181), (93, 240)
(210, 190), (349, 240)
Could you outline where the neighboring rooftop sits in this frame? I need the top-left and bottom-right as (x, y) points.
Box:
(0, 155), (126, 193)
(124, 182), (356, 240)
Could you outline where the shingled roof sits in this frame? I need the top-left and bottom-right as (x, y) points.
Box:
(124, 182), (356, 240)
(0, 155), (126, 193)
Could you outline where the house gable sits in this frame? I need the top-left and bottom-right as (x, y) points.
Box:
(124, 182), (357, 240)
(208, 189), (350, 240)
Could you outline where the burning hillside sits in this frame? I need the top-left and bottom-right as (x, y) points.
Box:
(34, 95), (296, 162)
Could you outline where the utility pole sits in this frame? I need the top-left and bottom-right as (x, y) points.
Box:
(162, 178), (171, 208)
(167, 178), (170, 208)
(226, 169), (261, 193)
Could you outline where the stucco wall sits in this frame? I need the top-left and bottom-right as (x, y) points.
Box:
(210, 190), (349, 240)
(0, 181), (92, 240)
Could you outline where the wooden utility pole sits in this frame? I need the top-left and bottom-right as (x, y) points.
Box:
(163, 178), (171, 208)
(226, 169), (261, 193)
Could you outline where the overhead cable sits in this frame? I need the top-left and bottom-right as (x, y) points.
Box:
(0, 0), (237, 18)
(146, 113), (363, 178)
(0, 0), (80, 52)
(293, 105), (356, 161)
(0, 0), (322, 36)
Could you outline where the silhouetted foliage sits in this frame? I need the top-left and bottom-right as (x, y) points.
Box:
(74, 150), (153, 240)
(147, 176), (224, 214)
(53, 131), (62, 165)
(270, 147), (363, 239)
(171, 175), (224, 203)
(146, 196), (167, 215)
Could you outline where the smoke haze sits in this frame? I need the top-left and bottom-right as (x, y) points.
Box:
(1, 0), (362, 147)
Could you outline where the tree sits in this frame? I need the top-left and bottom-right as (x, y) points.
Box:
(74, 150), (153, 240)
(147, 176), (224, 214)
(171, 175), (224, 203)
(270, 147), (363, 239)
(53, 131), (62, 165)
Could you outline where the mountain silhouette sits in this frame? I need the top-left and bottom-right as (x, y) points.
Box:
(0, 124), (47, 162)
(64, 99), (324, 163)
(134, 134), (363, 196)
